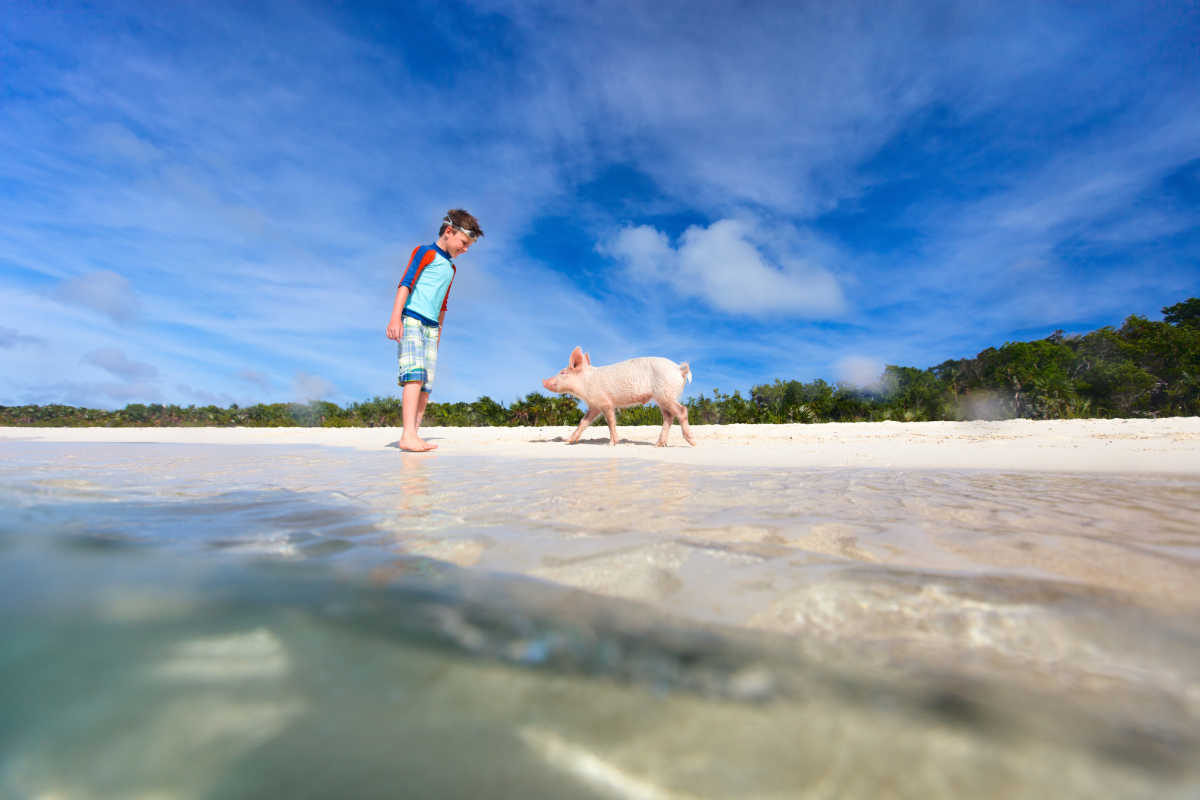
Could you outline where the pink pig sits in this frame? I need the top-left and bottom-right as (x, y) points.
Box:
(541, 346), (697, 447)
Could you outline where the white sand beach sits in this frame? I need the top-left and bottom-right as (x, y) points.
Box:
(6, 416), (1200, 472)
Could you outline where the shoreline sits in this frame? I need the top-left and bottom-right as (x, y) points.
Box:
(3, 417), (1199, 473)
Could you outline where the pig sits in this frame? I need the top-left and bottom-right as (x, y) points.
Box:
(541, 346), (697, 447)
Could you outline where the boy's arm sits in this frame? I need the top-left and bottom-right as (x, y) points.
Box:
(386, 285), (411, 340)
(388, 246), (429, 340)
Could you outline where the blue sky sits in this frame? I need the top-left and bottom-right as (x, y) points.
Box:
(2, 0), (1198, 409)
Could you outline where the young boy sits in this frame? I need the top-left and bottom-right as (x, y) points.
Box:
(385, 209), (483, 451)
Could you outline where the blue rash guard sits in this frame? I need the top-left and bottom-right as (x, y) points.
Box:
(398, 243), (456, 327)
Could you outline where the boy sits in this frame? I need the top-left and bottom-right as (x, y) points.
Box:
(385, 209), (483, 451)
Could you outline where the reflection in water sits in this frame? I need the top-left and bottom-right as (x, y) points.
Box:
(1, 529), (1196, 799)
(0, 440), (1197, 798)
(153, 629), (291, 681)
(518, 725), (689, 800)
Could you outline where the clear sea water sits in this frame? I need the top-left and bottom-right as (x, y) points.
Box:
(1, 439), (1198, 799)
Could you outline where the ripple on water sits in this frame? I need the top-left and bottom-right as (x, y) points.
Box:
(0, 443), (1197, 797)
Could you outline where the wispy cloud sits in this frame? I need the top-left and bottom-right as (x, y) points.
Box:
(85, 347), (160, 381)
(53, 271), (143, 324)
(835, 356), (887, 390)
(0, 327), (46, 349)
(238, 369), (274, 392)
(293, 372), (336, 404)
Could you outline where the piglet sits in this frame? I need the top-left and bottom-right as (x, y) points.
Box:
(541, 346), (697, 446)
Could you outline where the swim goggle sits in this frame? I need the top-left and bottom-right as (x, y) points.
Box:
(443, 217), (480, 240)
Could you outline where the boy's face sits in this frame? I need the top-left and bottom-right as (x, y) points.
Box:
(441, 225), (477, 258)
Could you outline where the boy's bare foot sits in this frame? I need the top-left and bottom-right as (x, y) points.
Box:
(397, 437), (437, 452)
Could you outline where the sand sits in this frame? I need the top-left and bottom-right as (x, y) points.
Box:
(5, 416), (1200, 472)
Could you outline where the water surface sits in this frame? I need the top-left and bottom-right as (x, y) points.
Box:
(1, 440), (1197, 798)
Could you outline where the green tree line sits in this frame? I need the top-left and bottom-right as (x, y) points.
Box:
(3, 299), (1197, 427)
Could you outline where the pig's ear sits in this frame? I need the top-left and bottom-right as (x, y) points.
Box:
(569, 346), (585, 369)
(584, 352), (592, 366)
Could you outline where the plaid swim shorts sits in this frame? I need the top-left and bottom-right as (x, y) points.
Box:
(397, 316), (439, 393)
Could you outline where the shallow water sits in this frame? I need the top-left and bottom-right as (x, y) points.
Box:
(1, 440), (1198, 798)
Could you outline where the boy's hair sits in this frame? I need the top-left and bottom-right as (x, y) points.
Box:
(440, 209), (484, 239)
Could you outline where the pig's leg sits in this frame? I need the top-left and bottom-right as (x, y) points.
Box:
(567, 408), (601, 444)
(661, 398), (696, 446)
(656, 406), (673, 446)
(602, 407), (619, 445)
(677, 403), (696, 446)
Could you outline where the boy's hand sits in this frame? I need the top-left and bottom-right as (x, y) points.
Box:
(387, 285), (411, 341)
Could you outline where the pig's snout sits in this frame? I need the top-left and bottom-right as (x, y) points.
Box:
(542, 377), (556, 391)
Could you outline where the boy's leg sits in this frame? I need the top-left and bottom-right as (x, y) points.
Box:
(399, 381), (437, 451)
(397, 317), (438, 451)
(415, 388), (430, 428)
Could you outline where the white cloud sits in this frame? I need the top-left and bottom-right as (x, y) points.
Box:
(85, 347), (159, 381)
(601, 219), (846, 316)
(87, 121), (163, 165)
(0, 327), (45, 349)
(17, 378), (164, 407)
(293, 372), (336, 403)
(238, 369), (274, 392)
(53, 270), (143, 323)
(834, 355), (885, 389)
(175, 383), (238, 408)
